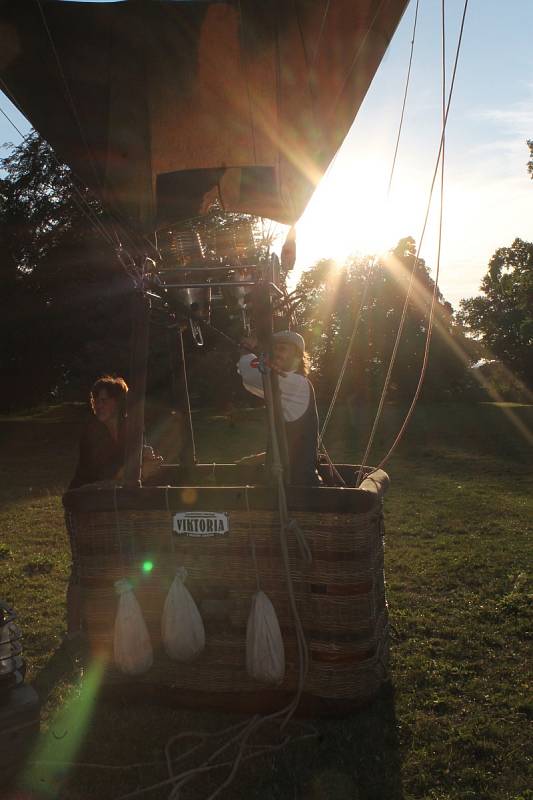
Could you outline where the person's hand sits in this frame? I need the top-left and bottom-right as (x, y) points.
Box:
(142, 446), (163, 481)
(142, 445), (163, 465)
(240, 336), (258, 354)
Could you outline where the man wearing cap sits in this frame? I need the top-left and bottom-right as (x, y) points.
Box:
(238, 331), (321, 486)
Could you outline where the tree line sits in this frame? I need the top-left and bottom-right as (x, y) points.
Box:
(0, 133), (531, 413)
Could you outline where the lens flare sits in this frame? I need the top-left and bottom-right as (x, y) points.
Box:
(21, 656), (106, 797)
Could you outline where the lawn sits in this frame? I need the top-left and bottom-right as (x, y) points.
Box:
(0, 401), (531, 800)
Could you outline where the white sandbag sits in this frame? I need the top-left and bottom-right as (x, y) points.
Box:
(161, 567), (205, 662)
(113, 578), (153, 675)
(246, 590), (285, 685)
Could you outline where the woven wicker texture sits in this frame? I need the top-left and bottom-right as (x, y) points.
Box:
(73, 500), (389, 702)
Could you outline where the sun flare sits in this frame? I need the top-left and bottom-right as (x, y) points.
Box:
(292, 149), (437, 286)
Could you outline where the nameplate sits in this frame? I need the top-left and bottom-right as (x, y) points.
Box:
(172, 511), (229, 537)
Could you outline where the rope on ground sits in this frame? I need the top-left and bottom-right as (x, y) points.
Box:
(29, 759), (166, 772)
(109, 364), (316, 800)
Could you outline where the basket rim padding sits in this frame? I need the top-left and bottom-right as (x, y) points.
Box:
(63, 466), (390, 514)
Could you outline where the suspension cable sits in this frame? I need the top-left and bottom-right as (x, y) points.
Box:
(0, 102), (28, 141)
(388, 0), (420, 196)
(299, 0), (388, 198)
(2, 43), (159, 265)
(0, 94), (116, 248)
(0, 80), (112, 244)
(318, 259), (373, 447)
(327, 0), (388, 122)
(35, 0), (104, 196)
(311, 0), (331, 67)
(377, 0), (449, 471)
(178, 329), (197, 464)
(357, 0), (469, 485)
(32, 0), (160, 262)
(237, 0), (258, 166)
(318, 0), (421, 450)
(0, 76), (162, 276)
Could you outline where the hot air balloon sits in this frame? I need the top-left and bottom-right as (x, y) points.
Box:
(0, 0), (408, 226)
(0, 0), (405, 712)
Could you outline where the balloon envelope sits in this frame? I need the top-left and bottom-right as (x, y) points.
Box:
(0, 0), (409, 232)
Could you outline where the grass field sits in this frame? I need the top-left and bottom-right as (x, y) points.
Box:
(0, 401), (531, 800)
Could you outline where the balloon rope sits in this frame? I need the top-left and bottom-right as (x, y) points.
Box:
(179, 329), (197, 464)
(33, 0), (160, 261)
(237, 0), (258, 165)
(112, 485), (127, 579)
(376, 0), (451, 472)
(358, 0), (469, 484)
(113, 367), (316, 800)
(318, 261), (373, 448)
(318, 0), (420, 454)
(310, 0), (331, 67)
(388, 0), (420, 196)
(35, 0), (104, 196)
(328, 0), (388, 121)
(245, 486), (261, 592)
(0, 79), (116, 249)
(164, 485), (178, 560)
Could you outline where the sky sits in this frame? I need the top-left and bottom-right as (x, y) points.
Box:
(295, 0), (533, 308)
(1, 0), (532, 310)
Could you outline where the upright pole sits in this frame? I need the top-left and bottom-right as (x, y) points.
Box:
(270, 372), (291, 485)
(122, 2), (154, 487)
(177, 328), (197, 466)
(124, 290), (151, 486)
(251, 281), (290, 484)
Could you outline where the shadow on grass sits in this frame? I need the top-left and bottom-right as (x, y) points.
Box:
(27, 661), (404, 800)
(295, 682), (404, 800)
(31, 639), (87, 708)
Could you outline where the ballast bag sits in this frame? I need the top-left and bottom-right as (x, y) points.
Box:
(162, 567), (205, 662)
(246, 590), (285, 685)
(113, 578), (153, 675)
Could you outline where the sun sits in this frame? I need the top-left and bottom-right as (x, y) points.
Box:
(292, 149), (429, 284)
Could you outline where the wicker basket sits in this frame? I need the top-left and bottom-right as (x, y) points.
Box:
(64, 467), (390, 713)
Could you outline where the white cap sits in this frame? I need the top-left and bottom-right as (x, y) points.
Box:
(273, 330), (305, 354)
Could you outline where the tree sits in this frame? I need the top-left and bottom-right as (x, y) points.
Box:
(528, 139), (533, 179)
(293, 237), (476, 405)
(0, 133), (273, 411)
(458, 238), (533, 388)
(0, 133), (137, 410)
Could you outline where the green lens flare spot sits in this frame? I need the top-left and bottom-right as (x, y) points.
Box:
(142, 560), (154, 573)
